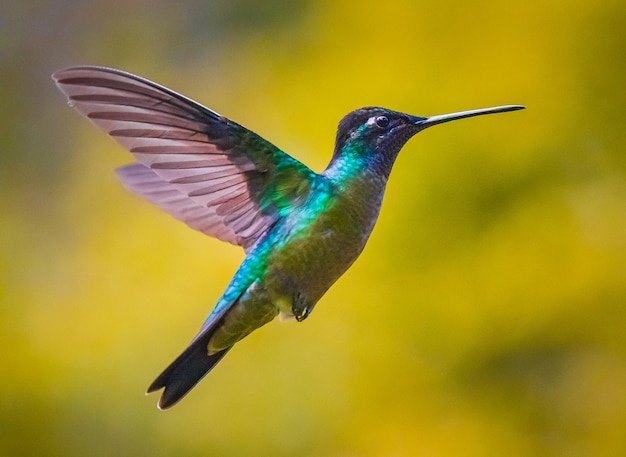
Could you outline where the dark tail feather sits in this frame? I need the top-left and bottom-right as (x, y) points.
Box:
(147, 329), (231, 410)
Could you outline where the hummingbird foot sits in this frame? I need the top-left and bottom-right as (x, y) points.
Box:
(293, 293), (313, 322)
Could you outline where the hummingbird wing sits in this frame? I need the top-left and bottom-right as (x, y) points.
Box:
(53, 66), (315, 251)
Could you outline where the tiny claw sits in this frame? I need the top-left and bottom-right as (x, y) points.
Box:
(294, 305), (312, 322)
(291, 293), (313, 321)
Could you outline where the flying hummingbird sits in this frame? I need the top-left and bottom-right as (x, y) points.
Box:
(53, 66), (524, 409)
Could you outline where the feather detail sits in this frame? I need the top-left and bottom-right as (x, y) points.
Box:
(53, 66), (316, 251)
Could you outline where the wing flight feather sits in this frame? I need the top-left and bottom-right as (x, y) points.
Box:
(53, 66), (316, 250)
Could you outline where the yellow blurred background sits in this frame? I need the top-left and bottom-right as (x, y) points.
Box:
(2, 0), (625, 456)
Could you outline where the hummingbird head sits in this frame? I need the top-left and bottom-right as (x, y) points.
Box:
(329, 105), (524, 178)
(333, 107), (422, 162)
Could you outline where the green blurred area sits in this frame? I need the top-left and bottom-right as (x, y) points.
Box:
(2, 0), (625, 456)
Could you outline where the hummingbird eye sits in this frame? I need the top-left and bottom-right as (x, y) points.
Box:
(375, 115), (390, 129)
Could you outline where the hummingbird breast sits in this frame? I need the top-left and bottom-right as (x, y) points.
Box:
(263, 173), (387, 318)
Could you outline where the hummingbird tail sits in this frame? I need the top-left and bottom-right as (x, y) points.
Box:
(147, 330), (231, 410)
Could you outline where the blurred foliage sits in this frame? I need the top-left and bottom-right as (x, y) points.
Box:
(1, 0), (625, 456)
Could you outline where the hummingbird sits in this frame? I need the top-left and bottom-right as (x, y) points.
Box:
(53, 66), (524, 409)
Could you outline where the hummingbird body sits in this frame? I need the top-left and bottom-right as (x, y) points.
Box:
(53, 66), (523, 409)
(206, 161), (386, 351)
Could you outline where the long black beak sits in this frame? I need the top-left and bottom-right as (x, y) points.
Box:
(416, 105), (525, 130)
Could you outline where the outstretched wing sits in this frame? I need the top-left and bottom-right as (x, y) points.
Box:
(53, 66), (315, 251)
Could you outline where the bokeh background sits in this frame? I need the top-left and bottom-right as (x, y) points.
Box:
(2, 1), (625, 456)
